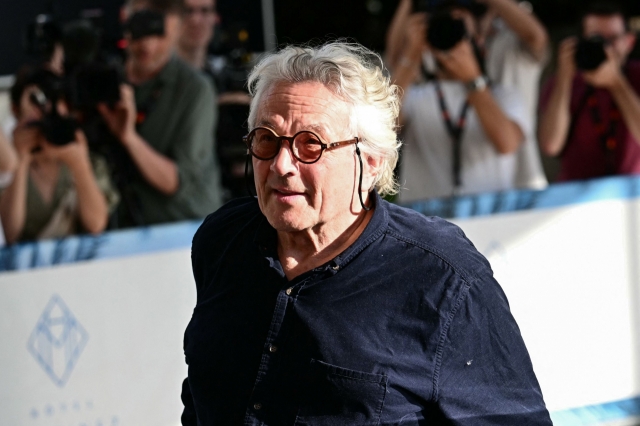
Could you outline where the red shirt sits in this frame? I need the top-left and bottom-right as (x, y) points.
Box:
(540, 60), (640, 181)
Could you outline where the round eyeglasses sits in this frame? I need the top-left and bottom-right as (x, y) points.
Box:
(243, 127), (359, 164)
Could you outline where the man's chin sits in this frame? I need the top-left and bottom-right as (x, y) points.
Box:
(265, 209), (313, 234)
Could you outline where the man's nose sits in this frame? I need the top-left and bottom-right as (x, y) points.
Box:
(270, 140), (298, 175)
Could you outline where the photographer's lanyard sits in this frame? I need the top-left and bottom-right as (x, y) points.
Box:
(586, 89), (621, 175)
(434, 80), (470, 192)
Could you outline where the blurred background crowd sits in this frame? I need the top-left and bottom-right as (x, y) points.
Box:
(0, 0), (639, 246)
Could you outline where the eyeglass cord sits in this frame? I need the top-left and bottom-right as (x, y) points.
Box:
(243, 143), (371, 212)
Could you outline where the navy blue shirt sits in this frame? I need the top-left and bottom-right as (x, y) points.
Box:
(181, 194), (551, 425)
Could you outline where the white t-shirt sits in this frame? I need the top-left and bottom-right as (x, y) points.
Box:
(485, 22), (548, 189)
(398, 81), (530, 202)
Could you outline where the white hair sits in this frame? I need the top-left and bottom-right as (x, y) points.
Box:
(246, 41), (401, 196)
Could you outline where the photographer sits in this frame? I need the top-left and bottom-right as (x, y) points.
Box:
(98, 0), (222, 227)
(538, 2), (640, 181)
(388, 0), (548, 191)
(0, 70), (117, 244)
(393, 1), (530, 201)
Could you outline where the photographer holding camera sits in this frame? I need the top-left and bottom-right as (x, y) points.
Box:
(538, 2), (640, 181)
(393, 1), (530, 201)
(97, 0), (222, 227)
(0, 70), (117, 244)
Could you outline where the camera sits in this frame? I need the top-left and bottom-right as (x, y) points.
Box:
(419, 0), (487, 51)
(574, 36), (607, 71)
(427, 12), (467, 50)
(21, 14), (124, 145)
(123, 10), (165, 41)
(18, 68), (78, 146)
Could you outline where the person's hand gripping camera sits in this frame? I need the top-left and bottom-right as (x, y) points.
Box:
(16, 85), (91, 171)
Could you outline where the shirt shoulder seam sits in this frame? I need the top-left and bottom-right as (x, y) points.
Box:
(384, 230), (478, 283)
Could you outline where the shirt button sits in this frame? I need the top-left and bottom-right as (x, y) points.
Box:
(253, 403), (262, 410)
(269, 345), (277, 353)
(285, 287), (292, 295)
(332, 264), (340, 270)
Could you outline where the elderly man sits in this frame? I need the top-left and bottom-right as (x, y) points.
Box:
(181, 42), (551, 425)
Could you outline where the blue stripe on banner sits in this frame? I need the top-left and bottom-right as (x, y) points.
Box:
(0, 220), (202, 272)
(551, 396), (640, 425)
(403, 175), (640, 219)
(1, 175), (640, 272)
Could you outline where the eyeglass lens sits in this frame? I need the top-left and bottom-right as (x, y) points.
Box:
(249, 128), (323, 162)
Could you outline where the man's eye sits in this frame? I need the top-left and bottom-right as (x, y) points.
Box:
(256, 133), (277, 144)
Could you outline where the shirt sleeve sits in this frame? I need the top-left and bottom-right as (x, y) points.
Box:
(493, 84), (532, 139)
(432, 275), (552, 425)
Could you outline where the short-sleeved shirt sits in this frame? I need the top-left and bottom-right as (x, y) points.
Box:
(181, 194), (551, 425)
(399, 81), (530, 202)
(539, 60), (640, 181)
(130, 56), (222, 225)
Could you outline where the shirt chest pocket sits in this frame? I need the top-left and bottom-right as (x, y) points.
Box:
(294, 359), (388, 426)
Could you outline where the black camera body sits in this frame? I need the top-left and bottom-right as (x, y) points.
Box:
(574, 36), (608, 71)
(124, 10), (165, 41)
(22, 16), (123, 146)
(23, 69), (78, 146)
(427, 13), (467, 50)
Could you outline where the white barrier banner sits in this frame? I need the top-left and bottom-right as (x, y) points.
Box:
(1, 176), (640, 425)
(0, 250), (195, 426)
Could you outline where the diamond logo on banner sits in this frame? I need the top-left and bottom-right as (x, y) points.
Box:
(27, 295), (89, 387)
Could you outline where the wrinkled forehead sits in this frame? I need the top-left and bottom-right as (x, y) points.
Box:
(582, 14), (627, 37)
(252, 80), (353, 136)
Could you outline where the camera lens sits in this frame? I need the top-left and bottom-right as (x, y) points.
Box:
(574, 36), (607, 71)
(427, 13), (467, 51)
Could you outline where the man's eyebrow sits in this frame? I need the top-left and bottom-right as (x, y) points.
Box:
(254, 121), (326, 135)
(255, 119), (274, 128)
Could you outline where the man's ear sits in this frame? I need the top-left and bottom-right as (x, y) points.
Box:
(363, 153), (384, 191)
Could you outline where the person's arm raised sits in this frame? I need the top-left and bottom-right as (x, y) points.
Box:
(385, 0), (415, 70)
(41, 130), (109, 234)
(0, 130), (17, 174)
(480, 0), (549, 61)
(98, 84), (179, 195)
(435, 40), (523, 154)
(0, 125), (39, 244)
(538, 38), (576, 156)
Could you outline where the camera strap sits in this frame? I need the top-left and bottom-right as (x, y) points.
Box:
(434, 80), (471, 191)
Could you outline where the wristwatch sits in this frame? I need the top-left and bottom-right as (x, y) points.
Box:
(465, 75), (489, 93)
